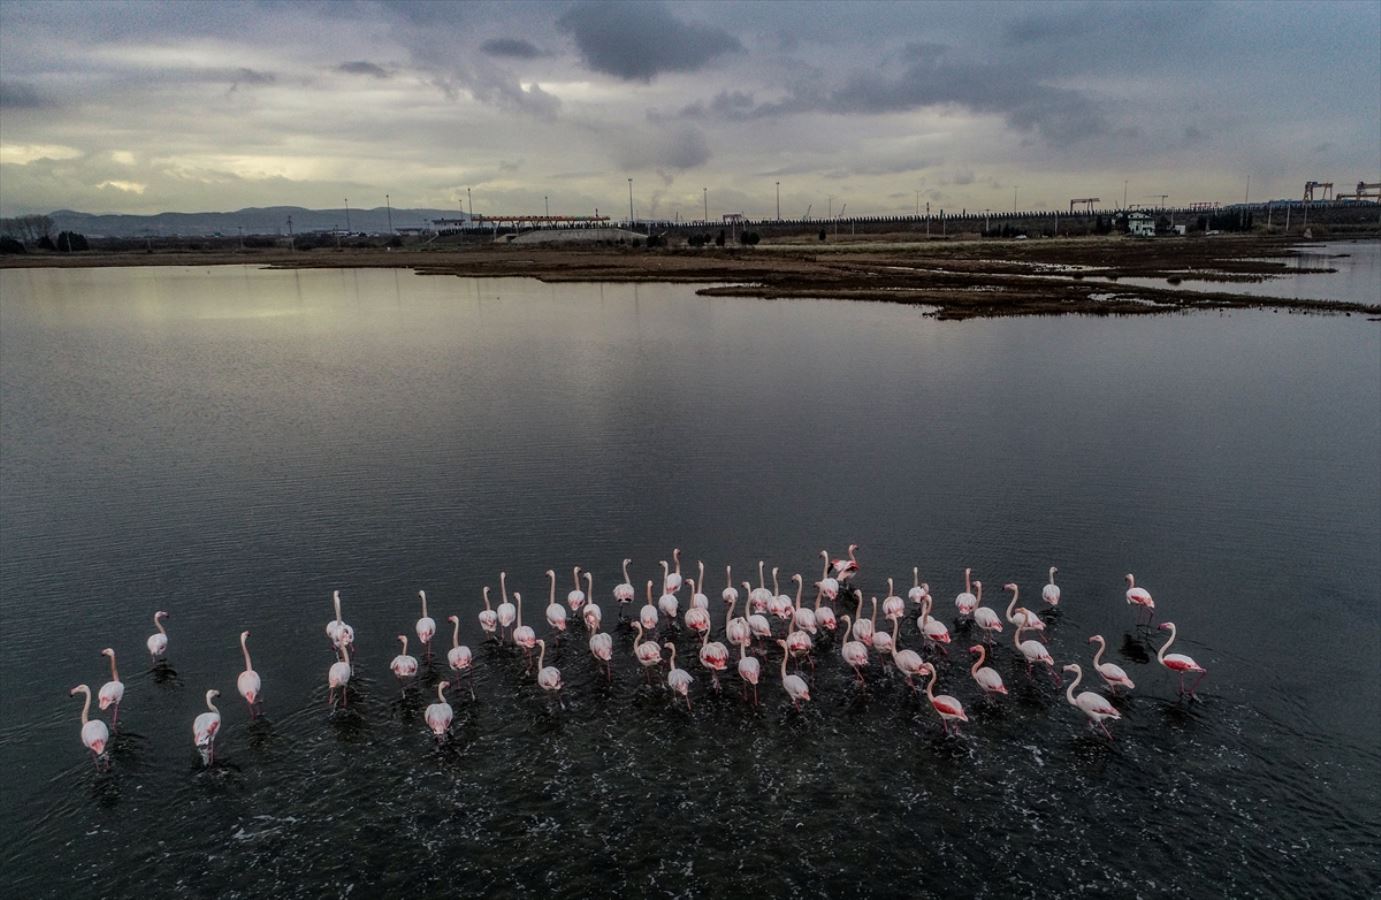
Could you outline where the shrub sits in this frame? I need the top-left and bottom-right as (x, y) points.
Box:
(818, 229), (827, 241)
(55, 231), (89, 251)
(715, 229), (726, 247)
(739, 231), (760, 245)
(0, 236), (26, 253)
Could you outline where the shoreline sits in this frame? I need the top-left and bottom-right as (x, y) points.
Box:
(2, 234), (1376, 320)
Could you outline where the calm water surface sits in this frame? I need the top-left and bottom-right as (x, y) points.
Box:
(1, 266), (1378, 898)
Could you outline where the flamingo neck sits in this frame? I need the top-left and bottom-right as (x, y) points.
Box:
(841, 615), (853, 644)
(437, 683), (447, 702)
(848, 545), (857, 564)
(633, 622), (644, 648)
(1049, 567), (1056, 585)
(585, 573), (593, 595)
(538, 641), (546, 670)
(890, 617), (900, 657)
(108, 651), (121, 681)
(821, 552), (829, 580)
(1157, 625), (1175, 661)
(451, 618), (460, 648)
(1005, 586), (1019, 620)
(758, 562), (765, 589)
(483, 587), (492, 611)
(399, 635), (409, 655)
(698, 561), (704, 587)
(772, 569), (780, 595)
(925, 667), (937, 699)
(500, 572), (508, 603)
(1065, 665), (1081, 704)
(420, 591), (428, 619)
(206, 692), (219, 714)
(333, 592), (343, 625)
(673, 549), (681, 575)
(913, 566), (919, 588)
(971, 646), (985, 675)
(779, 645), (788, 678)
(156, 614), (167, 636)
(870, 597), (878, 625)
(965, 568), (972, 594)
(726, 597), (736, 620)
(854, 592), (864, 619)
(1092, 637), (1106, 667)
(794, 578), (803, 609)
(77, 687), (90, 725)
(515, 592), (523, 628)
(724, 564), (732, 588)
(667, 644), (677, 667)
(887, 577), (894, 599)
(813, 583), (822, 610)
(646, 581), (654, 605)
(975, 582), (983, 606)
(548, 572), (556, 605)
(240, 636), (252, 673)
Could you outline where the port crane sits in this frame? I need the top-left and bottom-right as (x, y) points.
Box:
(1069, 198), (1100, 214)
(1302, 181), (1334, 201)
(1335, 181), (1380, 202)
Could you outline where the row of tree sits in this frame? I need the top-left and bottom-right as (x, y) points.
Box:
(0, 214), (54, 242)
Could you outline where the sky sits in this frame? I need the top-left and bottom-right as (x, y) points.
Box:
(1, 0), (1378, 219)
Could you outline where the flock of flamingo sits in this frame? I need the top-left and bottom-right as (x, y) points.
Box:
(68, 545), (1210, 767)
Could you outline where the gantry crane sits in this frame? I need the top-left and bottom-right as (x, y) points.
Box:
(1335, 181), (1380, 202)
(1069, 198), (1100, 214)
(1302, 181), (1334, 201)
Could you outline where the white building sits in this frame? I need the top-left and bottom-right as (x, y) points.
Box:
(1128, 212), (1155, 237)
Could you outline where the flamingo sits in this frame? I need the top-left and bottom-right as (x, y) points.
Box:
(325, 591), (353, 650)
(328, 643), (352, 708)
(581, 571), (602, 633)
(784, 601), (813, 669)
(69, 684), (109, 767)
(850, 591), (875, 647)
(813, 581), (838, 633)
(513, 592), (537, 670)
(496, 572), (516, 640)
(882, 578), (905, 622)
(98, 648), (125, 726)
(633, 620), (663, 683)
(725, 597), (751, 649)
(390, 635), (419, 687)
(791, 574), (817, 634)
(445, 616), (474, 697)
(691, 562), (709, 610)
(533, 638), (565, 708)
(750, 562), (773, 612)
(972, 581), (1004, 643)
(1014, 623), (1059, 684)
(908, 567), (928, 606)
(425, 681), (453, 740)
(683, 579), (712, 635)
(831, 544), (860, 582)
(1088, 635), (1135, 693)
(236, 632), (261, 717)
(613, 559), (636, 614)
(870, 597), (894, 655)
(1063, 663), (1121, 740)
(545, 570), (568, 636)
(193, 689), (222, 766)
(736, 642), (760, 705)
(969, 644), (1007, 696)
(839, 614), (870, 684)
(667, 548), (684, 593)
(744, 582), (772, 643)
(721, 564), (740, 606)
(777, 639), (811, 709)
(566, 566), (586, 612)
(657, 565), (679, 621)
(478, 586), (499, 640)
(664, 642), (694, 710)
(640, 580), (660, 632)
(817, 551), (840, 601)
(1004, 583), (1045, 636)
(889, 618), (925, 691)
(698, 629), (729, 691)
(415, 590), (436, 658)
(955, 568), (977, 618)
(588, 624), (614, 681)
(918, 594), (951, 653)
(1043, 567), (1062, 607)
(1127, 574), (1155, 622)
(768, 567), (792, 621)
(919, 662), (968, 736)
(1157, 622), (1207, 699)
(147, 610), (170, 664)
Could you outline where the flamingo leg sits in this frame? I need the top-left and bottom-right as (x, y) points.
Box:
(1189, 670), (1208, 699)
(1098, 720), (1115, 741)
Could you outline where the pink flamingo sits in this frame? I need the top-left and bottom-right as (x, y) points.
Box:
(736, 642), (760, 705)
(390, 635), (419, 687)
(415, 590), (436, 658)
(1126, 574), (1155, 622)
(325, 591), (353, 650)
(919, 662), (968, 736)
(813, 582), (838, 633)
(496, 572), (516, 640)
(513, 592), (536, 670)
(850, 591), (875, 647)
(777, 639), (811, 710)
(889, 618), (925, 692)
(1014, 623), (1059, 684)
(1157, 622), (1207, 699)
(791, 574), (817, 634)
(918, 594), (951, 653)
(768, 567), (792, 621)
(445, 615), (474, 697)
(633, 620), (662, 683)
(70, 684), (109, 767)
(744, 582), (772, 643)
(1063, 663), (1121, 740)
(721, 564), (740, 606)
(581, 571), (602, 633)
(147, 610), (170, 664)
(664, 643), (694, 710)
(328, 642), (352, 708)
(98, 648), (125, 726)
(640, 581), (660, 633)
(1088, 634), (1135, 693)
(955, 568), (977, 618)
(588, 623), (613, 681)
(831, 544), (860, 583)
(969, 644), (1007, 696)
(193, 689), (221, 766)
(666, 548), (684, 593)
(1004, 583), (1044, 637)
(613, 559), (636, 615)
(870, 597), (894, 656)
(882, 577), (905, 622)
(236, 631), (261, 717)
(535, 639), (565, 708)
(839, 614), (870, 684)
(691, 562), (709, 610)
(908, 567), (928, 607)
(545, 570), (568, 636)
(425, 681), (453, 740)
(972, 581), (1003, 643)
(683, 579), (712, 635)
(750, 562), (773, 612)
(478, 586), (499, 640)
(1042, 567), (1062, 606)
(566, 566), (586, 612)
(817, 551), (840, 601)
(657, 565), (679, 621)
(725, 597), (751, 648)
(698, 629), (729, 691)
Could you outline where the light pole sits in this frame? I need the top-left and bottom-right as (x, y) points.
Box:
(1013, 186), (1018, 213)
(628, 177), (634, 227)
(915, 190), (920, 217)
(344, 197), (351, 232)
(385, 194), (393, 234)
(1122, 180), (1128, 209)
(466, 187), (473, 220)
(702, 187), (708, 224)
(544, 195), (549, 218)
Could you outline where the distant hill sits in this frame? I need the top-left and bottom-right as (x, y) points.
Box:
(45, 206), (470, 238)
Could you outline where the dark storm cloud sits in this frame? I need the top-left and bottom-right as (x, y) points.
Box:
(613, 123), (711, 171)
(480, 38), (545, 59)
(230, 68), (276, 89)
(336, 61), (391, 79)
(0, 80), (53, 109)
(432, 67), (560, 120)
(557, 1), (742, 82)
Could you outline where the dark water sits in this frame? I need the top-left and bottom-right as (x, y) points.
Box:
(1, 266), (1378, 898)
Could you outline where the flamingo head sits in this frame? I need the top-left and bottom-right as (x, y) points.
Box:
(623, 558), (631, 566)
(1087, 635), (1102, 645)
(1125, 573), (1135, 585)
(101, 647), (114, 658)
(968, 645), (983, 654)
(1003, 583), (1017, 592)
(448, 615), (459, 624)
(156, 610), (169, 620)
(207, 689), (220, 700)
(1158, 622), (1174, 631)
(972, 580), (981, 591)
(397, 634), (407, 647)
(1062, 664), (1080, 678)
(917, 662), (935, 676)
(69, 685), (83, 697)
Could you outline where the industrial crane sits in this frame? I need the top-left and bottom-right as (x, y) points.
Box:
(1335, 181), (1380, 202)
(1302, 181), (1334, 201)
(1070, 198), (1100, 214)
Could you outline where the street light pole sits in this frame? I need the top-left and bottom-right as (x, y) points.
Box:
(703, 187), (708, 224)
(628, 178), (634, 227)
(385, 194), (393, 234)
(467, 187), (473, 220)
(776, 181), (780, 220)
(344, 197), (351, 232)
(545, 195), (549, 218)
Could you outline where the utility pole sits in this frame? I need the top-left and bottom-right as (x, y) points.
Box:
(628, 177), (634, 227)
(1244, 175), (1250, 205)
(237, 225), (243, 251)
(925, 201), (930, 237)
(776, 181), (780, 221)
(1013, 186), (1019, 213)
(828, 195), (833, 218)
(1122, 180), (1128, 208)
(287, 215), (294, 252)
(545, 195), (550, 218)
(702, 187), (707, 224)
(385, 194), (393, 234)
(467, 187), (473, 220)
(915, 190), (920, 217)
(344, 197), (351, 232)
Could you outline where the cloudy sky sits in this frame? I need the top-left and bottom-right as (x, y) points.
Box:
(1, 0), (1377, 219)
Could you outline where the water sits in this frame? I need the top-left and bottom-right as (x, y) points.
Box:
(1107, 239), (1381, 305)
(1, 266), (1378, 897)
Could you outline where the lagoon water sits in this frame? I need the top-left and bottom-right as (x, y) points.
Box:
(1, 265), (1378, 897)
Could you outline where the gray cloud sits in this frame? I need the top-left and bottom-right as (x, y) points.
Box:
(233, 68), (276, 86)
(337, 61), (391, 79)
(481, 38), (545, 59)
(0, 80), (53, 109)
(613, 123), (711, 171)
(432, 67), (560, 120)
(558, 1), (742, 82)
